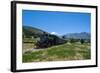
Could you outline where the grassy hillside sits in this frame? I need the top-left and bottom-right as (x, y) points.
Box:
(23, 42), (90, 62)
(23, 26), (49, 38)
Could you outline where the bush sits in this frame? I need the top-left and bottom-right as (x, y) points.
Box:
(70, 38), (76, 43)
(80, 39), (84, 44)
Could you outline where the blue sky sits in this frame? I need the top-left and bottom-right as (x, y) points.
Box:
(22, 10), (91, 35)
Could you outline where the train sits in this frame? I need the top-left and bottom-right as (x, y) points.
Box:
(35, 33), (66, 49)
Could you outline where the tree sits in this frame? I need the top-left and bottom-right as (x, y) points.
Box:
(70, 38), (75, 43)
(62, 35), (66, 39)
(80, 39), (84, 44)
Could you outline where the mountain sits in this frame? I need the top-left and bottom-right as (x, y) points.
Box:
(63, 32), (90, 39)
(23, 26), (49, 38)
(23, 26), (90, 40)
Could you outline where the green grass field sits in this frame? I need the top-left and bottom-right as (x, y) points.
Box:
(22, 42), (91, 63)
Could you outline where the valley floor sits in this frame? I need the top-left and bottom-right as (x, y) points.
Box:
(22, 42), (91, 63)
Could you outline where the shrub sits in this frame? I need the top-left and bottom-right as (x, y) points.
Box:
(80, 39), (84, 44)
(70, 38), (76, 43)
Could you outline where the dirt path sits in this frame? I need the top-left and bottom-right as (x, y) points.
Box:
(23, 48), (46, 54)
(22, 43), (46, 54)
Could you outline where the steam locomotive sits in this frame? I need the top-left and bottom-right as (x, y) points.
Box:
(35, 33), (66, 49)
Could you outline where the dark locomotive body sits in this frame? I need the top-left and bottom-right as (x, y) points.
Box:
(35, 33), (66, 49)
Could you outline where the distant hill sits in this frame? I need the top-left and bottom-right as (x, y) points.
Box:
(63, 32), (90, 39)
(23, 26), (90, 40)
(23, 26), (49, 38)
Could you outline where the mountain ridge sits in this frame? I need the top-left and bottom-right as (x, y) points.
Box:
(23, 25), (90, 40)
(63, 32), (90, 39)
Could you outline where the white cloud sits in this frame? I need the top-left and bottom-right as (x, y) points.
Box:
(51, 32), (59, 35)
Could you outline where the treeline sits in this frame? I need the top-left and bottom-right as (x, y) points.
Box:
(67, 38), (90, 44)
